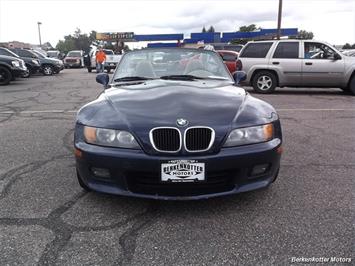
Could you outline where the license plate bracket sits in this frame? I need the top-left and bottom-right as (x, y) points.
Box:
(161, 160), (205, 182)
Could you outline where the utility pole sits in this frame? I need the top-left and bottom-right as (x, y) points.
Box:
(37, 22), (42, 47)
(277, 0), (283, 39)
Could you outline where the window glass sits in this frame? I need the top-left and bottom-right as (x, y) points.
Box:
(273, 42), (299, 58)
(16, 49), (34, 57)
(114, 49), (232, 82)
(221, 53), (237, 61)
(104, 50), (114, 55)
(0, 49), (11, 56)
(240, 43), (272, 58)
(304, 42), (337, 59)
(67, 51), (82, 57)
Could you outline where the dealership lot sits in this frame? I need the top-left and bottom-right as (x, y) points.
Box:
(0, 69), (353, 265)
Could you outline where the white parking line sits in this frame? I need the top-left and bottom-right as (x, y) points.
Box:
(277, 108), (355, 111)
(0, 110), (77, 114)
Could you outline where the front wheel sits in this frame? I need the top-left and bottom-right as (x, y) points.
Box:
(252, 71), (277, 94)
(22, 69), (31, 78)
(348, 76), (355, 96)
(43, 65), (53, 76)
(0, 66), (12, 85)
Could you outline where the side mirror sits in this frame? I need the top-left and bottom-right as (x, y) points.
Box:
(233, 71), (247, 85)
(333, 53), (341, 60)
(96, 73), (109, 89)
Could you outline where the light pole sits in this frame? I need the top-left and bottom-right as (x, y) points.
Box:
(37, 22), (42, 47)
(277, 0), (283, 39)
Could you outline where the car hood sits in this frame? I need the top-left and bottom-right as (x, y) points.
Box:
(77, 80), (277, 154)
(78, 79), (275, 129)
(106, 80), (245, 128)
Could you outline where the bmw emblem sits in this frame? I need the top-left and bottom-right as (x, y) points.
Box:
(176, 118), (188, 127)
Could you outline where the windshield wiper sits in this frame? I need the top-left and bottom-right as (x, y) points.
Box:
(113, 76), (155, 82)
(160, 75), (230, 81)
(159, 75), (204, 80)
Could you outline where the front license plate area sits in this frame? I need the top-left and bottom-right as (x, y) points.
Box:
(161, 160), (205, 182)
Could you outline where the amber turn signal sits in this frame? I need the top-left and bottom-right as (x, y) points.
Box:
(84, 126), (97, 142)
(263, 123), (274, 140)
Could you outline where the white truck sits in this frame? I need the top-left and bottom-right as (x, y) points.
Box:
(86, 49), (122, 73)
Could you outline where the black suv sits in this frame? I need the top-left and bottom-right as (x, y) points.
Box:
(9, 48), (62, 76)
(0, 47), (40, 77)
(0, 55), (28, 85)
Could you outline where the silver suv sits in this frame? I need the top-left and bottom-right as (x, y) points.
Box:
(238, 40), (355, 95)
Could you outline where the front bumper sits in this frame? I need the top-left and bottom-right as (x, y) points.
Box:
(12, 68), (27, 77)
(64, 61), (81, 67)
(105, 62), (117, 69)
(75, 138), (282, 200)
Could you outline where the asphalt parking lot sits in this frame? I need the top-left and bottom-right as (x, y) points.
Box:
(0, 69), (353, 265)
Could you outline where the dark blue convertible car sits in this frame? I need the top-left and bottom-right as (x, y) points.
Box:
(74, 48), (282, 200)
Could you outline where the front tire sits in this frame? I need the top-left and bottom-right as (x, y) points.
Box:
(43, 65), (53, 76)
(0, 66), (12, 85)
(252, 71), (277, 94)
(348, 76), (355, 96)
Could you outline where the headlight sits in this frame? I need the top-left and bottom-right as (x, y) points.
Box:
(223, 123), (274, 147)
(83, 126), (140, 149)
(11, 61), (20, 67)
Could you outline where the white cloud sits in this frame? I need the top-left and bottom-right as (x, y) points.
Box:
(0, 0), (354, 46)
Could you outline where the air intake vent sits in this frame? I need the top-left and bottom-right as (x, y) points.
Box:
(150, 127), (181, 152)
(185, 127), (214, 152)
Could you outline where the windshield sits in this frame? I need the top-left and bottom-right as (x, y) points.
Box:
(47, 51), (58, 57)
(67, 51), (82, 57)
(113, 49), (232, 81)
(104, 50), (114, 55)
(33, 50), (45, 58)
(0, 48), (19, 58)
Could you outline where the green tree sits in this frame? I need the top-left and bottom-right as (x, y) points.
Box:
(56, 28), (95, 54)
(352, 44), (355, 49)
(342, 43), (351, 49)
(207, 26), (215, 32)
(202, 26), (206, 33)
(297, 30), (314, 40)
(238, 24), (258, 32)
(230, 39), (248, 45)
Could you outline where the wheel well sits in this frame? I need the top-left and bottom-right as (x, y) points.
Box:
(0, 64), (11, 72)
(348, 70), (355, 88)
(251, 69), (279, 86)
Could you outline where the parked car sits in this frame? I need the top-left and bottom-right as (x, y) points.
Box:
(213, 44), (244, 53)
(0, 55), (28, 85)
(9, 48), (63, 76)
(0, 47), (40, 77)
(31, 50), (64, 74)
(238, 40), (355, 95)
(217, 50), (242, 74)
(87, 49), (122, 73)
(342, 49), (355, 57)
(74, 48), (282, 200)
(64, 50), (84, 68)
(47, 50), (60, 59)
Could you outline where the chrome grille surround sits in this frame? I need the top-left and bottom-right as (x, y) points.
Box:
(149, 127), (182, 153)
(184, 126), (215, 153)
